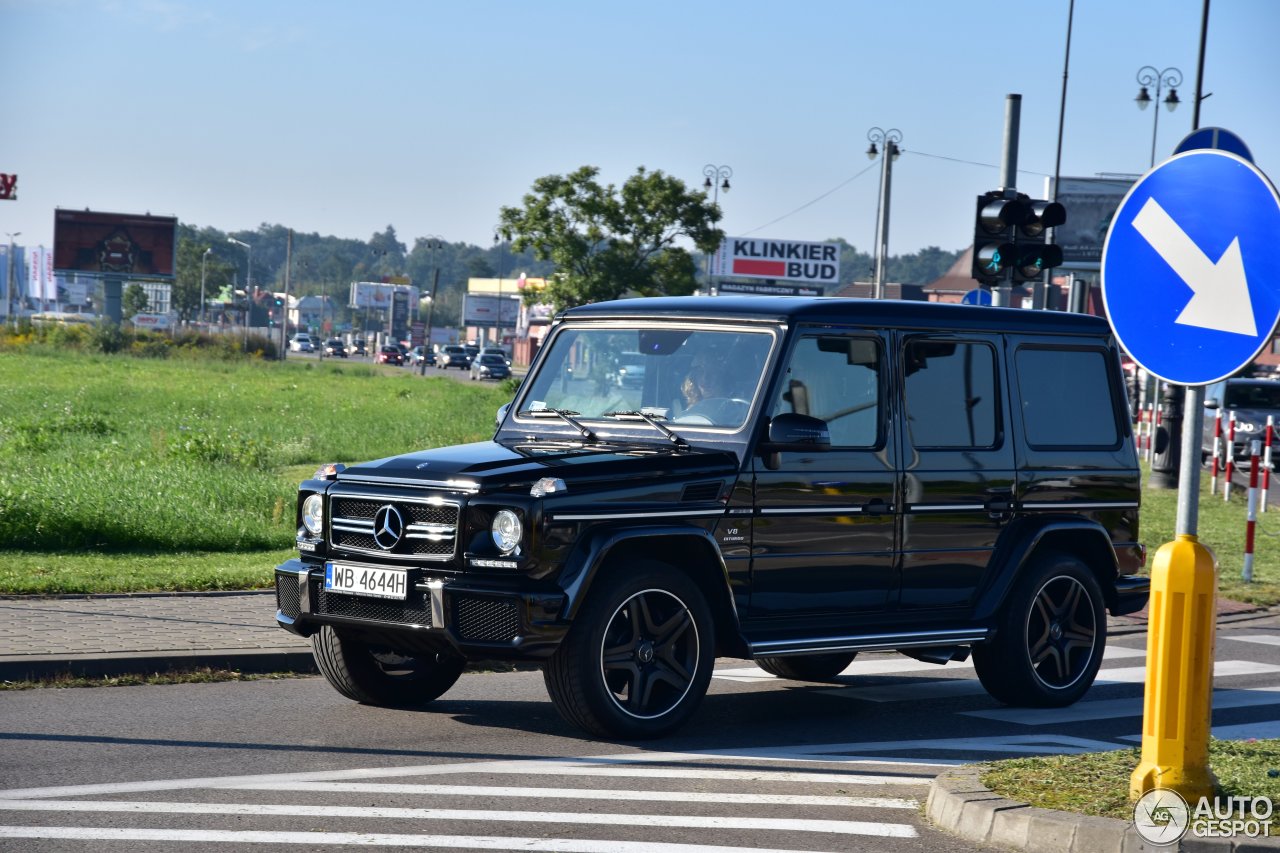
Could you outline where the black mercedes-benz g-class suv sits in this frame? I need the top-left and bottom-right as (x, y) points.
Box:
(276, 296), (1147, 739)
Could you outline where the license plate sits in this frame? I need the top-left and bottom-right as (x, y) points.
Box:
(324, 562), (408, 600)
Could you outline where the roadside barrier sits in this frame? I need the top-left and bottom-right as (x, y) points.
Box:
(1245, 440), (1261, 582)
(1263, 415), (1274, 512)
(1211, 409), (1223, 495)
(1225, 412), (1237, 502)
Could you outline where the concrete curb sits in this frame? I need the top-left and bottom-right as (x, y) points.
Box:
(926, 765), (1280, 852)
(0, 648), (318, 682)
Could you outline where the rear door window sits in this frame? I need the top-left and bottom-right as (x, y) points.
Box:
(1014, 346), (1120, 448)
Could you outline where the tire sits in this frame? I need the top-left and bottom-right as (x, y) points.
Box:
(972, 552), (1106, 707)
(756, 652), (857, 681)
(543, 560), (714, 739)
(312, 625), (464, 706)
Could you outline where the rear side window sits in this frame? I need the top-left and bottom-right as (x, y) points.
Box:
(1015, 347), (1119, 448)
(903, 339), (998, 449)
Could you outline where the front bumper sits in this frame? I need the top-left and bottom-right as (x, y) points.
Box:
(274, 559), (568, 660)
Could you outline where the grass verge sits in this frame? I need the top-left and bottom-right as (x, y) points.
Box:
(0, 668), (311, 690)
(982, 739), (1280, 820)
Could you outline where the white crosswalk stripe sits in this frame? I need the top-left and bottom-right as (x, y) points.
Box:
(1224, 633), (1280, 647)
(0, 750), (930, 850)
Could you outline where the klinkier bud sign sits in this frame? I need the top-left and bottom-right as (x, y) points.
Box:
(0, 173), (16, 200)
(710, 237), (840, 285)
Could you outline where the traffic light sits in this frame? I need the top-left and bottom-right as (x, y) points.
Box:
(972, 191), (1028, 284)
(1011, 194), (1066, 283)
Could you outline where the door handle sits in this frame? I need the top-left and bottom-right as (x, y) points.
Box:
(863, 498), (892, 516)
(984, 495), (1014, 520)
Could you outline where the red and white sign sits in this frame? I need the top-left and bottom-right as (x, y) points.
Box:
(0, 173), (16, 200)
(711, 238), (840, 285)
(131, 312), (171, 329)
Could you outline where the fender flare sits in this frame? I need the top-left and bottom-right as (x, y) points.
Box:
(556, 524), (739, 626)
(971, 516), (1121, 624)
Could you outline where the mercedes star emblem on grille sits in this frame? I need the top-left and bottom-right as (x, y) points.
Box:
(372, 505), (404, 550)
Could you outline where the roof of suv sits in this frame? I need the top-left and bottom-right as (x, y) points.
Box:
(561, 296), (1112, 335)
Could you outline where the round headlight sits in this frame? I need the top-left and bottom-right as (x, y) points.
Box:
(491, 509), (523, 554)
(302, 494), (324, 536)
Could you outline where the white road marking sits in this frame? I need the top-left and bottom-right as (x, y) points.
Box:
(965, 685), (1280, 725)
(1224, 633), (1280, 647)
(227, 782), (918, 809)
(0, 826), (897, 851)
(1121, 719), (1280, 741)
(0, 800), (918, 837)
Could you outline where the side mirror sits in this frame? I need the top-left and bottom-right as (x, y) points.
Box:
(495, 402), (511, 431)
(764, 413), (831, 449)
(1204, 398), (1220, 409)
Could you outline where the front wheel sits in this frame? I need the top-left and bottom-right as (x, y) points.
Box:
(543, 561), (714, 739)
(312, 626), (464, 706)
(972, 552), (1106, 707)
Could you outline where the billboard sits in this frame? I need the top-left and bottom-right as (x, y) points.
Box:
(710, 238), (840, 285)
(53, 209), (178, 278)
(464, 293), (521, 326)
(349, 281), (417, 309)
(1051, 177), (1136, 270)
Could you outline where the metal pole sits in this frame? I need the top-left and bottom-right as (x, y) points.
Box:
(1038, 0), (1075, 311)
(200, 248), (210, 326)
(1000, 95), (1021, 192)
(281, 229), (292, 360)
(5, 232), (19, 322)
(702, 165), (732, 296)
(874, 148), (890, 299)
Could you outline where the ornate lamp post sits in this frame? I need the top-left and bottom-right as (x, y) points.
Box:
(866, 127), (903, 300)
(701, 164), (732, 295)
(421, 235), (443, 375)
(227, 237), (252, 336)
(1135, 65), (1182, 168)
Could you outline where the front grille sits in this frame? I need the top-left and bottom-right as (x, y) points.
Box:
(313, 580), (433, 627)
(276, 575), (301, 619)
(455, 595), (520, 643)
(329, 493), (459, 560)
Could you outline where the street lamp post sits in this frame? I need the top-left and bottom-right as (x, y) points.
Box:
(493, 228), (508, 347)
(421, 236), (443, 376)
(866, 128), (903, 300)
(199, 247), (212, 326)
(1135, 65), (1182, 168)
(5, 232), (19, 322)
(227, 237), (252, 338)
(701, 165), (732, 295)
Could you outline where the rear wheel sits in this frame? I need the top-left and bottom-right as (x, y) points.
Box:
(755, 653), (857, 681)
(543, 560), (714, 739)
(312, 626), (464, 706)
(972, 552), (1106, 707)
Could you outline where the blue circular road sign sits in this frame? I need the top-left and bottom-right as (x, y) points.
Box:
(1174, 126), (1253, 163)
(1102, 149), (1280, 386)
(961, 288), (993, 306)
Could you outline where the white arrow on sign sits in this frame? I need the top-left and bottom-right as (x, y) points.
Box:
(1131, 197), (1256, 337)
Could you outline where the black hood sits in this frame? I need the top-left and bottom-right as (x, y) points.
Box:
(336, 440), (739, 493)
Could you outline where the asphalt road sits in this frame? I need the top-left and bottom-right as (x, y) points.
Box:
(2, 613), (1278, 852)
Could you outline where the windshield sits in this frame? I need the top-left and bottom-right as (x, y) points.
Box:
(1226, 382), (1280, 409)
(518, 325), (775, 430)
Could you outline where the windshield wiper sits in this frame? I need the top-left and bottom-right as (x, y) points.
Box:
(602, 410), (689, 448)
(517, 408), (598, 442)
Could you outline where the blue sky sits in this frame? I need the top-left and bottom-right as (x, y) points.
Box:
(3, 0), (1278, 264)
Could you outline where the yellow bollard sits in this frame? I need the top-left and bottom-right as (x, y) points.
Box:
(1130, 533), (1219, 802)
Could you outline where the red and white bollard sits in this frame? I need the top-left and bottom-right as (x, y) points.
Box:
(1211, 409), (1223, 495)
(1225, 412), (1237, 502)
(1245, 439), (1261, 582)
(1263, 416), (1274, 513)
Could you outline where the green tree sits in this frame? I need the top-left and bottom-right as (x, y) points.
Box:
(172, 237), (210, 322)
(498, 165), (723, 312)
(122, 283), (148, 320)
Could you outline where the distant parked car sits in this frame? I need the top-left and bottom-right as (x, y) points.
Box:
(470, 353), (512, 381)
(408, 346), (435, 367)
(438, 345), (470, 370)
(289, 333), (315, 353)
(323, 338), (348, 357)
(375, 344), (404, 366)
(351, 338), (368, 356)
(612, 351), (645, 389)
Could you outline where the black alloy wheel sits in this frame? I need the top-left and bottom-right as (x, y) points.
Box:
(544, 561), (714, 739)
(972, 551), (1105, 707)
(312, 625), (465, 706)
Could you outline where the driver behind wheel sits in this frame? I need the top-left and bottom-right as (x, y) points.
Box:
(677, 347), (753, 425)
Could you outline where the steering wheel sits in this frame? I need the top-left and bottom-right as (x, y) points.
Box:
(674, 397), (750, 425)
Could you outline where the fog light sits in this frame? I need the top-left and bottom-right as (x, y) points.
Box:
(491, 509), (522, 554)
